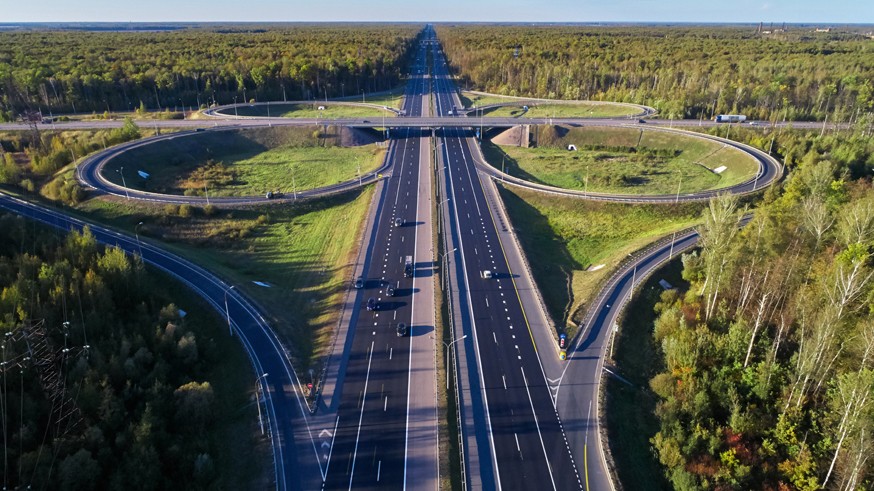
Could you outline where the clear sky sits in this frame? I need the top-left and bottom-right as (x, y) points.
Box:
(5, 0), (873, 24)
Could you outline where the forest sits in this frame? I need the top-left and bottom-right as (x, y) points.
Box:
(0, 216), (261, 489)
(0, 24), (423, 119)
(435, 25), (874, 123)
(647, 126), (874, 489)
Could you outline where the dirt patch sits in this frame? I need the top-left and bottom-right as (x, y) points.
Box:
(491, 125), (529, 147)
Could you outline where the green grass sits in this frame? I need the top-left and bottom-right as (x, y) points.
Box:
(482, 103), (639, 118)
(485, 126), (758, 195)
(103, 126), (385, 197)
(231, 102), (396, 119)
(497, 185), (703, 331)
(75, 187), (375, 370)
(604, 260), (683, 491)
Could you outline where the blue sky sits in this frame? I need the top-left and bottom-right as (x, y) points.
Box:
(5, 0), (873, 23)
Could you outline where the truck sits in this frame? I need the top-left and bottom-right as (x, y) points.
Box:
(715, 114), (747, 123)
(404, 256), (414, 278)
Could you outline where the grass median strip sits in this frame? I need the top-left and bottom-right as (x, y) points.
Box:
(232, 102), (395, 119)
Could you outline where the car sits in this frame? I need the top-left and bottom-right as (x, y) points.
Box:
(265, 191), (274, 199)
(394, 217), (404, 227)
(366, 297), (377, 311)
(354, 276), (364, 289)
(637, 119), (647, 124)
(480, 270), (493, 279)
(559, 333), (567, 349)
(362, 120), (370, 123)
(396, 322), (408, 337)
(386, 284), (396, 297)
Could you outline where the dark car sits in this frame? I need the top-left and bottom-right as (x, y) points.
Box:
(366, 297), (377, 311)
(637, 119), (647, 124)
(354, 276), (365, 289)
(394, 217), (404, 227)
(386, 284), (396, 297)
(396, 322), (408, 337)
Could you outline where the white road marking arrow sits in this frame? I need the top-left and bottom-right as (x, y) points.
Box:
(319, 429), (333, 438)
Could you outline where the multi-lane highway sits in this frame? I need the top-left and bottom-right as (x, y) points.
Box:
(0, 24), (789, 491)
(318, 35), (438, 490)
(432, 35), (584, 490)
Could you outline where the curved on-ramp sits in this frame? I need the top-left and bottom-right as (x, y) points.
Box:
(76, 126), (395, 205)
(203, 100), (404, 119)
(474, 124), (783, 203)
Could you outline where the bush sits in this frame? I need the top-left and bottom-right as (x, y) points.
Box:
(177, 204), (193, 218)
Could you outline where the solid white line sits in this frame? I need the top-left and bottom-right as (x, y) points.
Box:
(520, 367), (557, 490)
(348, 341), (376, 491)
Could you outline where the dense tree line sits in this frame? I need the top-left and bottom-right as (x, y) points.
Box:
(0, 24), (423, 119)
(647, 132), (874, 489)
(436, 25), (874, 122)
(0, 217), (258, 489)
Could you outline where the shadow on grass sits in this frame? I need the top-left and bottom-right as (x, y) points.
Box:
(480, 140), (546, 186)
(497, 185), (580, 325)
(605, 259), (687, 491)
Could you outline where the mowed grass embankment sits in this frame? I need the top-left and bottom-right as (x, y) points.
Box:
(482, 103), (639, 118)
(76, 187), (375, 369)
(103, 126), (385, 197)
(231, 102), (395, 119)
(497, 184), (703, 334)
(485, 125), (758, 195)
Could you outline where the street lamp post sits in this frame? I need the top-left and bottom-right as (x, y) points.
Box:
(224, 285), (236, 336)
(255, 373), (269, 435)
(441, 247), (457, 291)
(134, 221), (144, 258)
(444, 334), (467, 390)
(117, 167), (130, 200)
(233, 96), (238, 117)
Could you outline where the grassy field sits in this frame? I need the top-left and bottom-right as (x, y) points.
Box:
(231, 102), (395, 119)
(103, 126), (385, 197)
(497, 185), (703, 331)
(75, 187), (374, 370)
(481, 103), (639, 118)
(331, 85), (406, 109)
(485, 126), (758, 195)
(604, 260), (682, 491)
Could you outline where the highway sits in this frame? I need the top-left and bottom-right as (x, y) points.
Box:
(432, 35), (583, 490)
(319, 34), (438, 490)
(0, 25), (791, 491)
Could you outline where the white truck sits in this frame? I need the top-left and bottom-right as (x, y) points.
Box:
(715, 114), (747, 123)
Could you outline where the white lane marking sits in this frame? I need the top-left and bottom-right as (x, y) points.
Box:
(521, 366), (558, 490)
(348, 341), (376, 490)
(384, 396), (388, 412)
(493, 332), (498, 344)
(515, 433), (521, 456)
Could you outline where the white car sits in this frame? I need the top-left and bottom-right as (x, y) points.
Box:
(480, 270), (493, 279)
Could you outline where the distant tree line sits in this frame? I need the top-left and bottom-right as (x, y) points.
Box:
(435, 25), (874, 123)
(0, 218), (259, 489)
(0, 24), (423, 119)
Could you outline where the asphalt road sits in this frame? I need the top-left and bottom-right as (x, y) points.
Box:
(0, 191), (308, 491)
(321, 37), (436, 490)
(432, 37), (583, 490)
